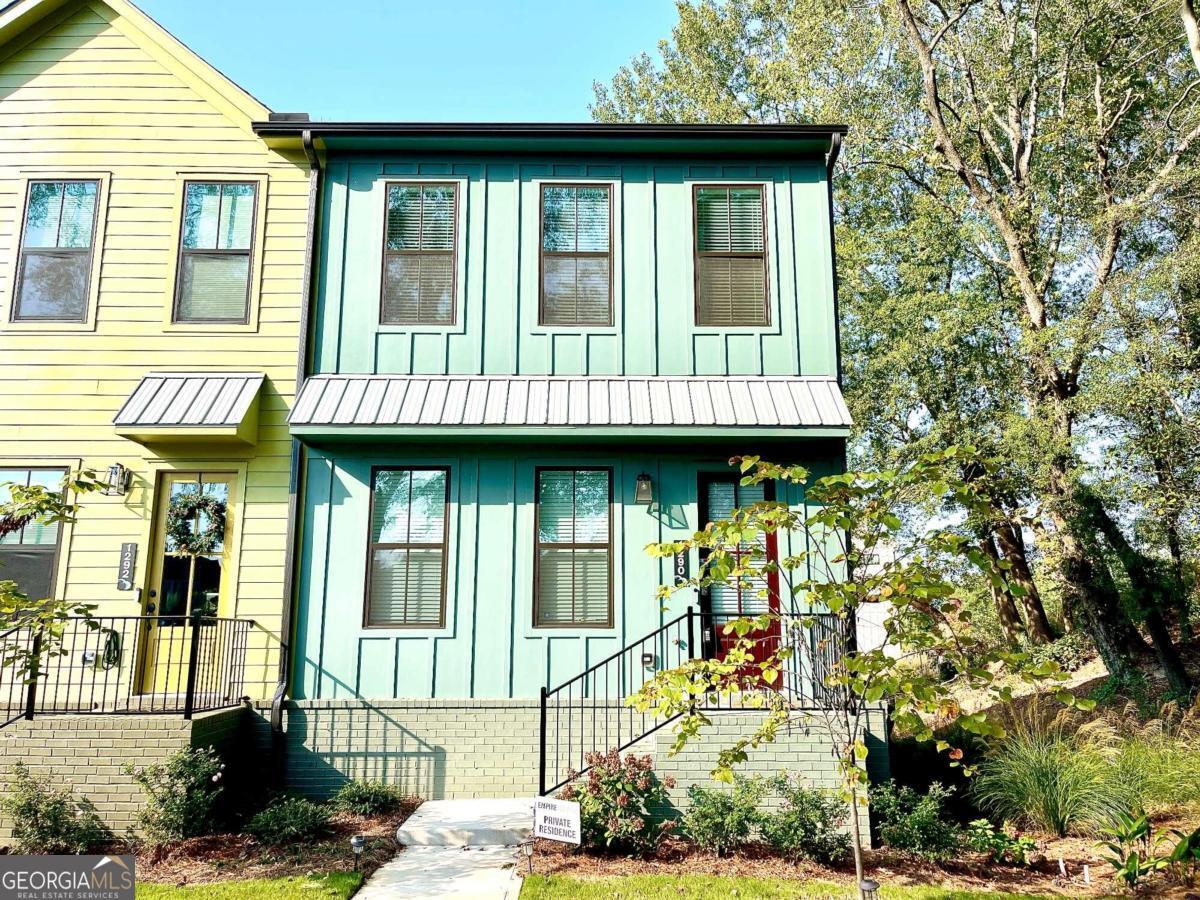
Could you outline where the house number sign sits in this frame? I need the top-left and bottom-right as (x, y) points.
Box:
(116, 542), (137, 591)
(673, 549), (690, 585)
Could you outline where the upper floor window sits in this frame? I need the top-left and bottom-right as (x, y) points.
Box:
(382, 183), (456, 326)
(540, 184), (612, 327)
(366, 467), (449, 627)
(534, 468), (612, 627)
(174, 182), (257, 323)
(694, 185), (768, 327)
(13, 181), (99, 322)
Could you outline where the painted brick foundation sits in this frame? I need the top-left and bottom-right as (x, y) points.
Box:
(277, 699), (889, 838)
(0, 707), (247, 842)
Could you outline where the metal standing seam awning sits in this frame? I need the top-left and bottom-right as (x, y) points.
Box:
(288, 375), (851, 439)
(113, 372), (265, 445)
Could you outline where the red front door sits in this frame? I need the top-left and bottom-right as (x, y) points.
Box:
(698, 475), (782, 666)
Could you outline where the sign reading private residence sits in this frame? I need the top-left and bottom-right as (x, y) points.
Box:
(533, 798), (581, 845)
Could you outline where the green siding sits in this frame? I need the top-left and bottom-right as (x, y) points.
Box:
(292, 443), (842, 700)
(311, 157), (835, 378)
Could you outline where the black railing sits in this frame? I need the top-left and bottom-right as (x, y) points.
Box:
(538, 608), (846, 795)
(0, 615), (267, 727)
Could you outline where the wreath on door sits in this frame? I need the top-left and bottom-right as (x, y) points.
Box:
(165, 492), (227, 556)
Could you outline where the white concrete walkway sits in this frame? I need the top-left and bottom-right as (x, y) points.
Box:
(356, 798), (533, 899)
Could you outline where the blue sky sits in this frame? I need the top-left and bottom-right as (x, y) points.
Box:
(137, 0), (680, 122)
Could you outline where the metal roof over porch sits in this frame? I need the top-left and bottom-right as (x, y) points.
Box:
(113, 372), (265, 444)
(288, 375), (851, 438)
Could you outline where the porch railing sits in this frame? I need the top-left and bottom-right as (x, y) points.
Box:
(538, 608), (846, 795)
(0, 614), (264, 728)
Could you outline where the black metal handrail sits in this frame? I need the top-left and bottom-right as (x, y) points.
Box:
(538, 608), (846, 796)
(0, 614), (261, 727)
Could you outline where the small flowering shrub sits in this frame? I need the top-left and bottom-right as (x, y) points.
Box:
(125, 745), (225, 843)
(1, 763), (109, 854)
(560, 749), (675, 855)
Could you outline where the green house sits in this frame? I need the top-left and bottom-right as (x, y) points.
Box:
(254, 121), (883, 805)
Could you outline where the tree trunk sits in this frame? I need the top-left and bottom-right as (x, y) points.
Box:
(1049, 506), (1147, 676)
(1164, 516), (1192, 642)
(993, 521), (1055, 644)
(1082, 492), (1193, 696)
(980, 531), (1026, 646)
(1185, 0), (1200, 76)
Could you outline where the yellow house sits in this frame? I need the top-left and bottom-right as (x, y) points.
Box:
(0, 0), (312, 712)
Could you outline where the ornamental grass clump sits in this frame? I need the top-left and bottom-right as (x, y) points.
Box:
(972, 706), (1122, 836)
(560, 749), (675, 855)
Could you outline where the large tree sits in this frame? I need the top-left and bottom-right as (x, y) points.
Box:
(593, 0), (1200, 691)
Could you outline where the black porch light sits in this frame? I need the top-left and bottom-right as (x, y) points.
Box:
(634, 473), (653, 505)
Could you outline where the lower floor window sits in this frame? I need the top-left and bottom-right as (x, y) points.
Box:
(0, 466), (66, 600)
(367, 467), (448, 627)
(535, 468), (612, 627)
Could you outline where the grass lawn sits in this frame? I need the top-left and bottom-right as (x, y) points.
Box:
(136, 872), (362, 899)
(520, 875), (1057, 899)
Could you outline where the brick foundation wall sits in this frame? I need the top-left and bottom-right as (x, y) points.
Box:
(0, 707), (247, 843)
(277, 699), (888, 839)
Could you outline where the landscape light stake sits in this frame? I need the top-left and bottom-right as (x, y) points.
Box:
(350, 835), (365, 871)
(859, 879), (880, 900)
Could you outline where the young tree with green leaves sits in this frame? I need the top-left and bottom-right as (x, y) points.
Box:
(0, 471), (101, 683)
(631, 449), (1083, 896)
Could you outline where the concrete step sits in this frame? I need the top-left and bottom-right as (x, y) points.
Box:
(396, 798), (535, 848)
(356, 845), (521, 899)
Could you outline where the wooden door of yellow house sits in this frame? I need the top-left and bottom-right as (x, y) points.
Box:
(139, 472), (235, 695)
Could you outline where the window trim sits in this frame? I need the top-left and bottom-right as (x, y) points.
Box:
(363, 465), (450, 630)
(691, 183), (771, 328)
(532, 465), (615, 629)
(537, 183), (614, 328)
(377, 181), (459, 327)
(171, 180), (259, 325)
(12, 179), (101, 324)
(4, 174), (109, 331)
(0, 465), (69, 599)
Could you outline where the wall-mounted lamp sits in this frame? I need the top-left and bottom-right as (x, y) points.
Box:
(102, 463), (130, 497)
(634, 473), (653, 505)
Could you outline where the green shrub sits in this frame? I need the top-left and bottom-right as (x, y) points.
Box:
(869, 781), (961, 859)
(246, 795), (331, 845)
(0, 763), (109, 854)
(682, 776), (765, 856)
(559, 749), (675, 856)
(972, 712), (1121, 836)
(966, 819), (1038, 866)
(1027, 631), (1093, 673)
(125, 745), (225, 843)
(330, 780), (410, 816)
(759, 775), (850, 865)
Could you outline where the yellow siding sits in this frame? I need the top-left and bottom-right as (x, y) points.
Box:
(0, 1), (310, 697)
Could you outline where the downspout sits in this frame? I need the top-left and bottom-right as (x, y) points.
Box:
(270, 128), (321, 764)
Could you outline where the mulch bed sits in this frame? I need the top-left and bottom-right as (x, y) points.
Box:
(525, 826), (1193, 897)
(132, 800), (420, 887)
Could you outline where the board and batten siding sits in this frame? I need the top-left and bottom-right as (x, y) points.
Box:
(313, 159), (836, 379)
(0, 0), (309, 689)
(292, 444), (842, 700)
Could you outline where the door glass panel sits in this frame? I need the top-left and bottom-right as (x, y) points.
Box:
(156, 475), (230, 625)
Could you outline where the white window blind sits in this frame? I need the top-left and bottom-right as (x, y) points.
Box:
(695, 186), (768, 327)
(535, 469), (611, 626)
(367, 468), (448, 626)
(382, 183), (457, 326)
